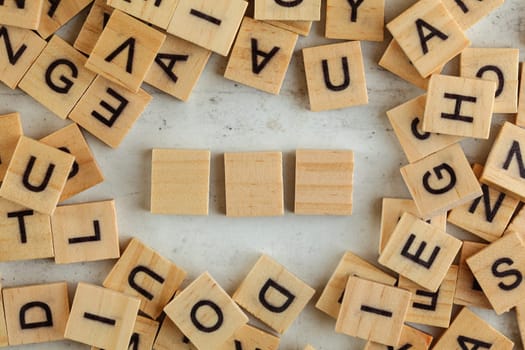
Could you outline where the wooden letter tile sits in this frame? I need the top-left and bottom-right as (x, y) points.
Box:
(441, 0), (504, 30)
(219, 324), (280, 350)
(254, 0), (320, 20)
(325, 0), (384, 41)
(65, 282), (140, 350)
(164, 272), (248, 350)
(335, 276), (411, 346)
(151, 149), (210, 215)
(153, 316), (197, 350)
(91, 315), (159, 350)
(315, 251), (397, 319)
(166, 0), (248, 56)
(517, 64), (525, 127)
(448, 164), (519, 242)
(378, 212), (462, 291)
(85, 10), (166, 92)
(107, 0), (179, 29)
(0, 112), (22, 181)
(224, 17), (298, 95)
(74, 0), (114, 55)
(3, 282), (69, 345)
(36, 0), (92, 39)
(40, 124), (104, 202)
(400, 143), (482, 218)
(265, 20), (312, 36)
(432, 307), (513, 350)
(506, 205), (525, 235)
(69, 75), (152, 148)
(0, 136), (74, 215)
(364, 325), (433, 350)
(516, 302), (525, 348)
(51, 199), (120, 264)
(303, 41), (368, 112)
(224, 151), (283, 217)
(144, 34), (211, 101)
(467, 231), (525, 314)
(233, 255), (315, 334)
(386, 0), (470, 78)
(386, 95), (462, 163)
(103, 238), (187, 319)
(0, 0), (44, 30)
(294, 149), (353, 215)
(0, 25), (46, 89)
(18, 35), (96, 119)
(0, 285), (7, 347)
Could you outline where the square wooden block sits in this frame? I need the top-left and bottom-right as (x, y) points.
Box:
(398, 265), (458, 328)
(153, 316), (197, 350)
(442, 0), (504, 30)
(294, 149), (353, 215)
(86, 10), (166, 93)
(18, 35), (96, 120)
(51, 199), (120, 264)
(233, 255), (315, 333)
(144, 33), (211, 101)
(224, 151), (283, 217)
(432, 307), (513, 350)
(386, 0), (470, 78)
(378, 212), (462, 292)
(219, 324), (280, 350)
(166, 0), (247, 56)
(454, 241), (492, 309)
(40, 124), (104, 202)
(0, 136), (74, 215)
(69, 75), (152, 148)
(335, 276), (411, 346)
(0, 112), (22, 180)
(400, 143), (482, 218)
(364, 325), (433, 350)
(36, 0), (92, 39)
(91, 315), (159, 350)
(74, 0), (114, 55)
(0, 285), (7, 347)
(422, 74), (496, 139)
(386, 95), (462, 163)
(0, 198), (54, 262)
(65, 282), (140, 350)
(0, 25), (46, 89)
(254, 0), (320, 20)
(3, 282), (69, 345)
(315, 251), (396, 319)
(266, 20), (312, 36)
(325, 0), (384, 41)
(151, 149), (211, 215)
(164, 272), (248, 350)
(467, 231), (525, 314)
(224, 17), (298, 95)
(0, 0), (44, 29)
(460, 48), (519, 114)
(107, 0), (179, 29)
(481, 122), (525, 201)
(103, 238), (187, 319)
(517, 65), (525, 127)
(448, 164), (519, 243)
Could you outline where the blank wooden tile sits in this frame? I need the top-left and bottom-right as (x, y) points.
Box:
(335, 276), (411, 346)
(0, 285), (7, 347)
(107, 0), (179, 29)
(379, 212), (462, 292)
(69, 75), (152, 148)
(36, 0), (92, 39)
(0, 0), (44, 29)
(517, 65), (525, 127)
(164, 272), (248, 350)
(364, 325), (433, 350)
(254, 0), (320, 20)
(266, 20), (312, 36)
(303, 41), (368, 112)
(153, 316), (197, 350)
(441, 0), (504, 30)
(103, 238), (187, 319)
(315, 251), (397, 319)
(481, 122), (525, 202)
(40, 124), (104, 202)
(454, 241), (492, 309)
(467, 231), (525, 314)
(386, 95), (462, 163)
(144, 33), (211, 101)
(224, 17), (298, 95)
(0, 112), (22, 181)
(151, 149), (210, 215)
(294, 149), (353, 215)
(51, 200), (120, 264)
(74, 0), (114, 55)
(91, 315), (159, 350)
(0, 25), (46, 89)
(65, 282), (140, 350)
(233, 255), (315, 334)
(219, 324), (280, 350)
(325, 0), (384, 41)
(85, 10), (166, 92)
(224, 151), (283, 217)
(0, 136), (74, 215)
(3, 282), (69, 345)
(448, 164), (519, 242)
(432, 307), (513, 350)
(167, 0), (247, 56)
(400, 143), (482, 218)
(19, 35), (96, 120)
(398, 265), (458, 328)
(386, 0), (470, 78)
